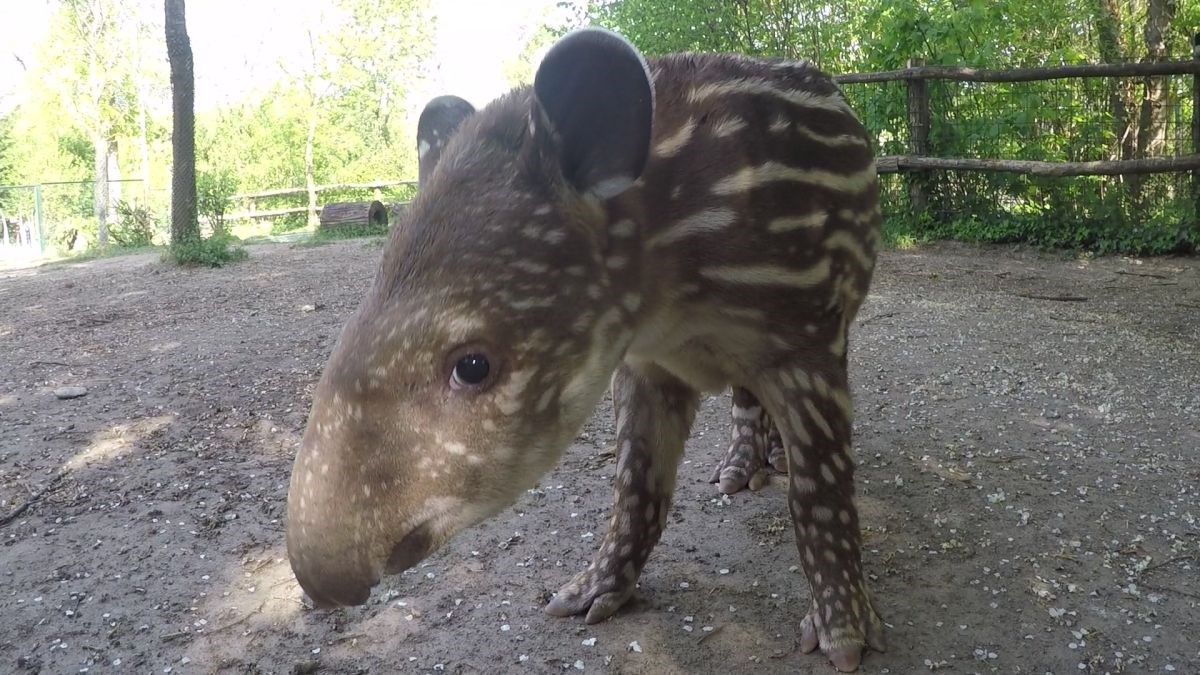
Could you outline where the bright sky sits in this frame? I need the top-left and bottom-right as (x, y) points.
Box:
(0, 0), (578, 115)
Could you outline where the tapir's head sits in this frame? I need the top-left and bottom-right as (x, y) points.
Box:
(286, 29), (655, 607)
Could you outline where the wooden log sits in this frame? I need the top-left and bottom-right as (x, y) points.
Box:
(319, 200), (388, 230)
(875, 153), (1200, 177)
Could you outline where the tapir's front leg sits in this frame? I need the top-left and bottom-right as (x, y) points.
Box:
(753, 364), (886, 672)
(545, 363), (699, 623)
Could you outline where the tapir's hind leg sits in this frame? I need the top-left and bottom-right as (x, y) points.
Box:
(709, 387), (788, 494)
(752, 363), (886, 673)
(545, 363), (699, 623)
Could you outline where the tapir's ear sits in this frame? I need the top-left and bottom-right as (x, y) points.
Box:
(417, 95), (476, 186)
(532, 28), (653, 199)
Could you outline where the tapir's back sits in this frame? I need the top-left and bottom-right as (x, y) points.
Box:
(622, 53), (881, 381)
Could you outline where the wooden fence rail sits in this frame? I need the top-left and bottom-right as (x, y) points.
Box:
(226, 180), (418, 223)
(225, 46), (1200, 229)
(230, 180), (417, 202)
(833, 59), (1200, 85)
(834, 38), (1200, 226)
(876, 154), (1200, 177)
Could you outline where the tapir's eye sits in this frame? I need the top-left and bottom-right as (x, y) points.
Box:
(451, 353), (491, 388)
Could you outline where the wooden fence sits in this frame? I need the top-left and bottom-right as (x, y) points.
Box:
(226, 180), (418, 222)
(225, 40), (1200, 237)
(831, 36), (1200, 223)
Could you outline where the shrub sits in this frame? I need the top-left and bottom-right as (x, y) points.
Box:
(197, 169), (238, 237)
(109, 201), (159, 248)
(166, 233), (248, 267)
(269, 213), (309, 234)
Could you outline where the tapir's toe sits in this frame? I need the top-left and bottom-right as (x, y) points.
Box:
(799, 597), (887, 672)
(710, 433), (779, 494)
(545, 566), (637, 623)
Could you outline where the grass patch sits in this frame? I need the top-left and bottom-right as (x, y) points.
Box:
(165, 235), (248, 267)
(879, 210), (1196, 256)
(296, 223), (391, 247)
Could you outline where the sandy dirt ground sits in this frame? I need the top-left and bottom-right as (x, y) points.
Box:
(1, 239), (1197, 674)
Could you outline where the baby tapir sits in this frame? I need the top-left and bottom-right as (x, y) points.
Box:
(286, 28), (884, 671)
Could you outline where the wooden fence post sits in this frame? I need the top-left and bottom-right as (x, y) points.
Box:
(905, 59), (931, 217)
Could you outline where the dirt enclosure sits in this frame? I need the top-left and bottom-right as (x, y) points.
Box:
(0, 239), (1197, 674)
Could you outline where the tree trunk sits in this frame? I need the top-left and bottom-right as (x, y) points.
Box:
(304, 29), (320, 229)
(93, 133), (110, 247)
(165, 0), (198, 245)
(1094, 0), (1136, 162)
(86, 5), (110, 250)
(138, 99), (151, 203)
(1137, 0), (1176, 160)
(107, 141), (121, 204)
(305, 112), (319, 229)
(137, 32), (152, 204)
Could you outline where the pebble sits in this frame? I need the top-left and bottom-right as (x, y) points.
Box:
(54, 386), (87, 399)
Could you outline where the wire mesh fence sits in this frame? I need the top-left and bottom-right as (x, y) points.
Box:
(0, 179), (164, 262)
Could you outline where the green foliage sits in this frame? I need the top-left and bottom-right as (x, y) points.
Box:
(269, 214), (310, 235)
(166, 234), (248, 267)
(197, 92), (311, 196)
(197, 168), (238, 236)
(109, 200), (159, 247)
(47, 1), (144, 139)
(592, 0), (1199, 255)
(5, 0), (1194, 259)
(879, 175), (1195, 255)
(317, 0), (434, 181)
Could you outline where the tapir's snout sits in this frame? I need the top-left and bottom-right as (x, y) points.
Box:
(284, 399), (415, 609)
(288, 507), (438, 608)
(289, 543), (377, 609)
(285, 390), (468, 609)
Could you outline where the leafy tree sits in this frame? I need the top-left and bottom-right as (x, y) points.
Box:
(310, 0), (436, 186)
(47, 0), (145, 247)
(588, 0), (1197, 252)
(501, 3), (572, 87)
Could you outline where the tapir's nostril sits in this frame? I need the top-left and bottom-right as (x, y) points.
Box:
(386, 520), (435, 574)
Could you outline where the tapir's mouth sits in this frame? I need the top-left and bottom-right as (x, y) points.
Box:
(385, 519), (436, 574)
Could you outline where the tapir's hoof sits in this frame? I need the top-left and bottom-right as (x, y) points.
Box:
(709, 435), (786, 494)
(799, 606), (887, 672)
(544, 567), (637, 624)
(767, 441), (788, 473)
